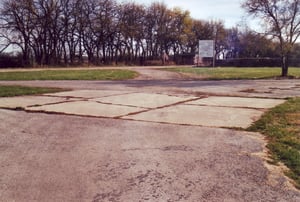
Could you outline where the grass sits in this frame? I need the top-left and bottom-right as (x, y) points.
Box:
(0, 69), (138, 80)
(248, 98), (300, 189)
(0, 85), (66, 97)
(166, 67), (300, 80)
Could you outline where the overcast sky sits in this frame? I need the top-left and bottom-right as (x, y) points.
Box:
(120, 0), (253, 28)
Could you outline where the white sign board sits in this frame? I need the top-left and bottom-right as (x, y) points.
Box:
(199, 40), (214, 57)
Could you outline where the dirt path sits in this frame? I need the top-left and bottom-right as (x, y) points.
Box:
(132, 67), (185, 80)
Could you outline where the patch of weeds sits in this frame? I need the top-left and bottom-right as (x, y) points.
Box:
(248, 97), (300, 189)
(0, 85), (66, 97)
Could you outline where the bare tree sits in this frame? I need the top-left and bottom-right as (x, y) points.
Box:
(0, 27), (14, 53)
(94, 0), (118, 64)
(0, 0), (36, 66)
(60, 0), (78, 65)
(243, 0), (300, 77)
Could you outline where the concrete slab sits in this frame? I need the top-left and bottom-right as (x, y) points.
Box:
(45, 90), (130, 99)
(186, 96), (285, 109)
(0, 96), (75, 109)
(92, 92), (196, 108)
(27, 101), (144, 118)
(124, 105), (264, 128)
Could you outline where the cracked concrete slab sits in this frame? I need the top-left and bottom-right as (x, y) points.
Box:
(45, 89), (130, 99)
(124, 105), (264, 128)
(0, 92), (279, 128)
(0, 96), (76, 109)
(186, 96), (285, 109)
(27, 100), (144, 118)
(91, 92), (197, 109)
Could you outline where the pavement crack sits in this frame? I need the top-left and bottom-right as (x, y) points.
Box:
(122, 145), (195, 152)
(26, 99), (84, 108)
(116, 96), (205, 118)
(182, 103), (268, 111)
(93, 100), (149, 110)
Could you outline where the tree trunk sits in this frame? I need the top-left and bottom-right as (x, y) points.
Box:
(22, 39), (31, 67)
(281, 55), (289, 77)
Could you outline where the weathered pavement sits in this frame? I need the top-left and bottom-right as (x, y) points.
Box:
(0, 67), (300, 201)
(0, 91), (284, 128)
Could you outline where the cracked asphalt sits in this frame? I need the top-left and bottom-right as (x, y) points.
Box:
(0, 66), (300, 202)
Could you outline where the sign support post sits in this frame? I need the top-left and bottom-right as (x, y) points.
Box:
(213, 40), (215, 68)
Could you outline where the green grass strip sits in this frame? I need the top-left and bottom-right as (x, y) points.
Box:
(0, 85), (66, 97)
(0, 69), (138, 81)
(166, 67), (300, 80)
(248, 98), (300, 189)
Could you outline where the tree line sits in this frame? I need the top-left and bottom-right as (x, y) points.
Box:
(0, 0), (298, 68)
